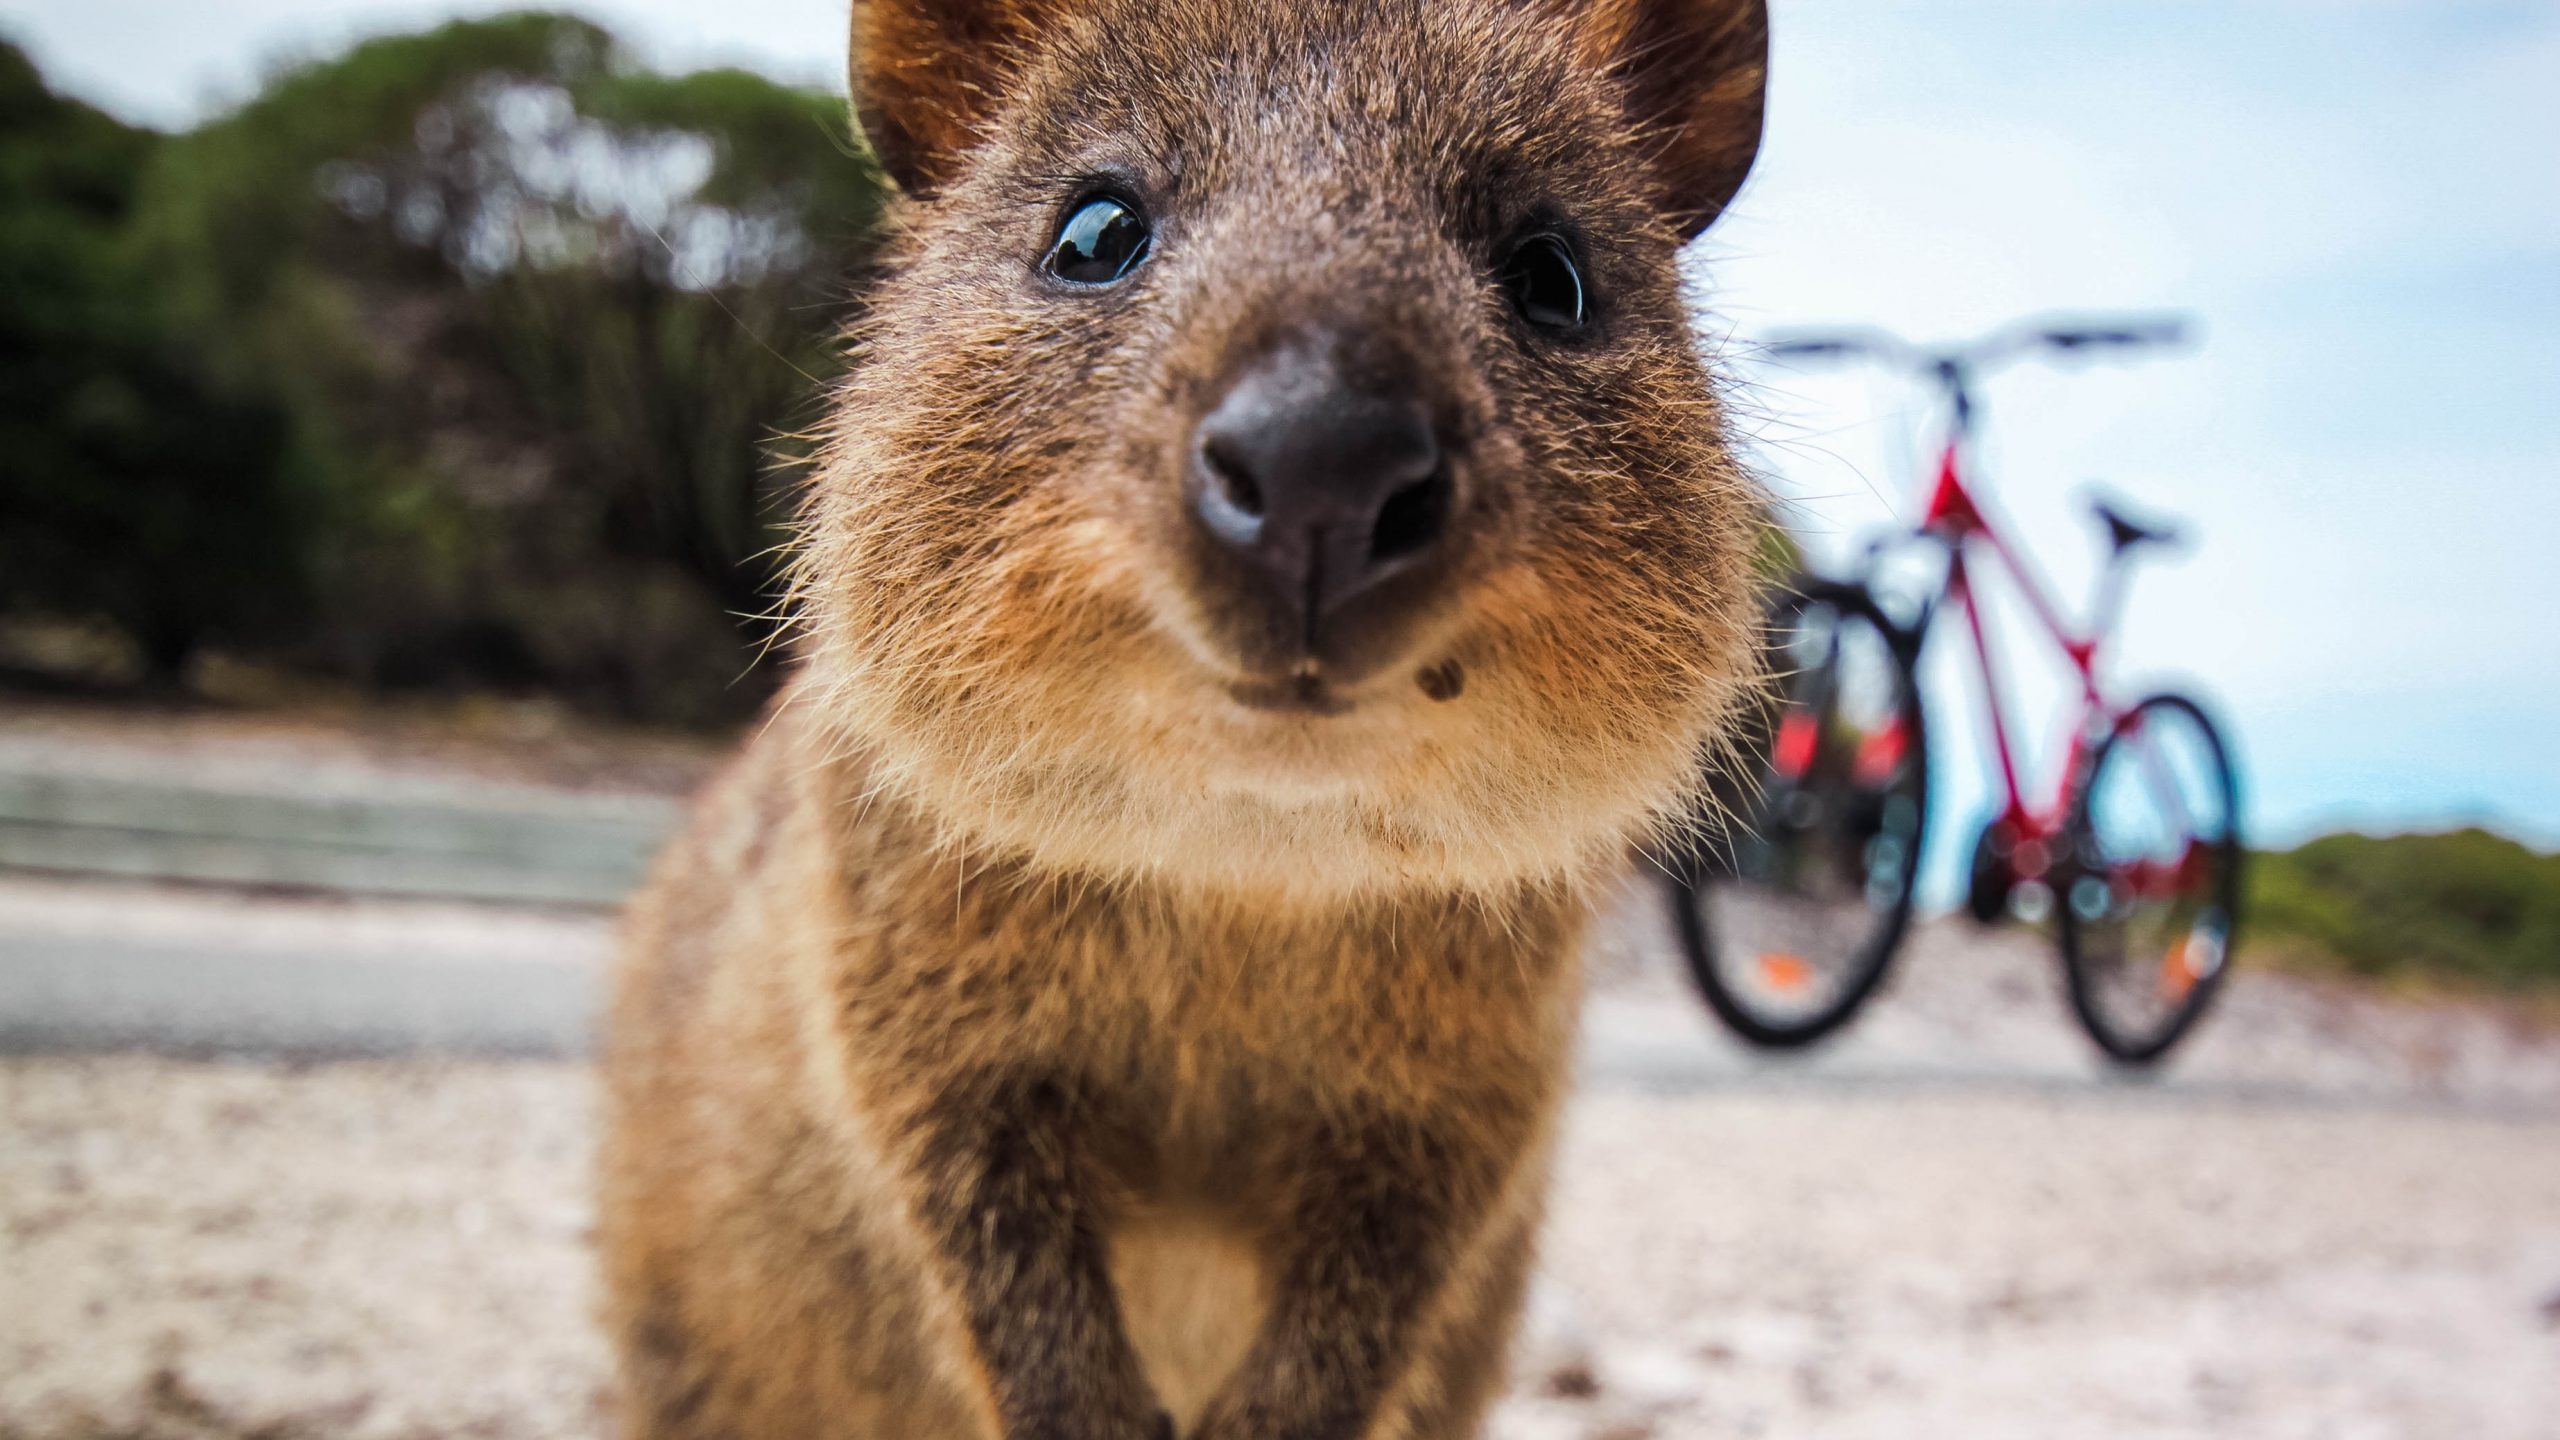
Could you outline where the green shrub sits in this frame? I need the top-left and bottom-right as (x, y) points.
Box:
(2249, 828), (2560, 992)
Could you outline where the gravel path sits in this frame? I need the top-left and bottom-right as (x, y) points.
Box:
(7, 1044), (2558, 1439)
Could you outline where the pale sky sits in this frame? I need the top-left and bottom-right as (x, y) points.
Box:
(10, 0), (2557, 854)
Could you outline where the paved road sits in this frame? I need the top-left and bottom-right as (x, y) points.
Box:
(0, 877), (607, 1058)
(8, 874), (2558, 1118)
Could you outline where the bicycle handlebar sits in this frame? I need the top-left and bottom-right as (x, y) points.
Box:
(1760, 327), (1913, 365)
(2034, 317), (2189, 351)
(1760, 313), (2193, 376)
(1758, 313), (2192, 431)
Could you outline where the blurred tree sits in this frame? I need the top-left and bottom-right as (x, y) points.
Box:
(128, 12), (888, 722)
(2252, 828), (2560, 992)
(0, 42), (301, 679)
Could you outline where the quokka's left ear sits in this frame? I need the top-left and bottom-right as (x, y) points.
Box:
(849, 0), (1059, 197)
(1573, 0), (1769, 238)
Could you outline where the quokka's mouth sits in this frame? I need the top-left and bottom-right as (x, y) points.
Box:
(1224, 668), (1354, 716)
(1221, 654), (1467, 716)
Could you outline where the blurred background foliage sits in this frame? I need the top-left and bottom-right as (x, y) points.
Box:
(2251, 829), (2560, 996)
(1, 41), (300, 681)
(1, 12), (886, 723)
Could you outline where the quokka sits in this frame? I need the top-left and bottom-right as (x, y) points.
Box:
(600, 0), (1769, 1435)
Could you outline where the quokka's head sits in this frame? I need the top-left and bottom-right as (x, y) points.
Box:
(796, 0), (1768, 904)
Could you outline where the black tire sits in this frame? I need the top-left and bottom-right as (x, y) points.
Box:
(1663, 579), (1928, 1048)
(2056, 691), (2243, 1064)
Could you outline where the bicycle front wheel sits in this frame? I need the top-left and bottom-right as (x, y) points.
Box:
(1664, 580), (1928, 1048)
(2056, 692), (2243, 1064)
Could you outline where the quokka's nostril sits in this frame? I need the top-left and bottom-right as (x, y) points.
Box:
(1369, 469), (1452, 563)
(1200, 438), (1266, 519)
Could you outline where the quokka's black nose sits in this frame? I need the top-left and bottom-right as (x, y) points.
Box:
(1188, 342), (1456, 644)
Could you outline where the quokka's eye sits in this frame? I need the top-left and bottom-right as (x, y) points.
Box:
(1499, 234), (1589, 334)
(1046, 195), (1151, 285)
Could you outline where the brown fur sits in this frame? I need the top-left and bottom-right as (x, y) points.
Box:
(600, 1), (1768, 1436)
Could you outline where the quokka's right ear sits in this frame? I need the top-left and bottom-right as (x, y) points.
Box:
(1572, 0), (1769, 238)
(849, 0), (1049, 196)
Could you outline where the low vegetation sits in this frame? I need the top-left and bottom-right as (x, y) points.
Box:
(2249, 827), (2560, 995)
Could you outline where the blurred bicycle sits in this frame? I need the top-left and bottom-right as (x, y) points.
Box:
(1663, 317), (2243, 1064)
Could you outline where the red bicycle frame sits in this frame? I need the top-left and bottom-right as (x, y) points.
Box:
(1928, 440), (2099, 866)
(1912, 436), (2192, 888)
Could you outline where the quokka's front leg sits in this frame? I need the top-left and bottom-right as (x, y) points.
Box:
(901, 1072), (1170, 1440)
(1190, 1118), (1506, 1440)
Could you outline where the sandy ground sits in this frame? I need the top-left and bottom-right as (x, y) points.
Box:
(7, 896), (2560, 1440)
(5, 1055), (2557, 1440)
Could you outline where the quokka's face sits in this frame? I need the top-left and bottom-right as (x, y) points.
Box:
(799, 0), (1768, 901)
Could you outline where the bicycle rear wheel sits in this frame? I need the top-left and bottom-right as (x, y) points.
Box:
(1663, 581), (1927, 1048)
(2056, 692), (2242, 1064)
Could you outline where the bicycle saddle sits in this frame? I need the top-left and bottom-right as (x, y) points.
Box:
(2090, 498), (2182, 553)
